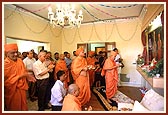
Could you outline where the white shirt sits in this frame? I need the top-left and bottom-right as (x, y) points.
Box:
(33, 59), (49, 80)
(23, 57), (36, 73)
(50, 80), (67, 106)
(115, 54), (121, 63)
(115, 54), (122, 74)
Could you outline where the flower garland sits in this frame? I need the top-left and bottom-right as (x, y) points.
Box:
(78, 25), (93, 42)
(62, 28), (77, 44)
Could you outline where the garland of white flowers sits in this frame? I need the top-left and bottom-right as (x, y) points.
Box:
(93, 22), (114, 41)
(19, 12), (49, 34)
(5, 6), (139, 43)
(77, 24), (94, 42)
(5, 9), (62, 37)
(62, 28), (77, 44)
(49, 25), (62, 38)
(93, 23), (104, 41)
(114, 20), (139, 41)
(105, 22), (114, 41)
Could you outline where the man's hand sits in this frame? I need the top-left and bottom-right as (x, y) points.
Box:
(48, 64), (55, 69)
(27, 74), (36, 82)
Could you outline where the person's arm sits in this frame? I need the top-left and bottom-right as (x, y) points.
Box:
(80, 65), (89, 76)
(38, 64), (55, 76)
(105, 65), (119, 71)
(38, 68), (50, 76)
(112, 64), (120, 69)
(26, 74), (36, 82)
(103, 63), (120, 70)
(103, 59), (120, 71)
(52, 87), (64, 103)
(17, 71), (36, 82)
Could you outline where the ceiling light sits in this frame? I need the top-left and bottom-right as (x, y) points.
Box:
(48, 3), (83, 28)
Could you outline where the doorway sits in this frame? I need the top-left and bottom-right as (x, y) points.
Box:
(77, 42), (116, 56)
(5, 37), (50, 54)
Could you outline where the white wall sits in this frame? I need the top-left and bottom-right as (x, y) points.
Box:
(61, 19), (143, 75)
(4, 5), (144, 86)
(4, 6), (62, 58)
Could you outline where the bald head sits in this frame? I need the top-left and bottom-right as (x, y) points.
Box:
(68, 84), (80, 97)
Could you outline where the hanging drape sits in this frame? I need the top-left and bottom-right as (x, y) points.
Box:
(157, 10), (164, 61)
(141, 30), (147, 64)
(161, 10), (164, 32)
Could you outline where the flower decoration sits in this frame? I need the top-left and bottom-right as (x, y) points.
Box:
(147, 58), (163, 77)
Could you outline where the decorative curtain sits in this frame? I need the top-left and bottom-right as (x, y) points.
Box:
(157, 10), (164, 61)
(141, 30), (147, 64)
(161, 10), (164, 32)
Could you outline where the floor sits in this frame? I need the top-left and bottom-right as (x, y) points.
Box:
(118, 86), (142, 102)
(27, 86), (142, 111)
(82, 91), (105, 111)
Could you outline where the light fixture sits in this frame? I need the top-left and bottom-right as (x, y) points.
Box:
(48, 3), (83, 28)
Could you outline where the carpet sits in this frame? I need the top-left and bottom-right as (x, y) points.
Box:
(92, 86), (134, 111)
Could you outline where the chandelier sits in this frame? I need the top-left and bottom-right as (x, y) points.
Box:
(48, 4), (83, 28)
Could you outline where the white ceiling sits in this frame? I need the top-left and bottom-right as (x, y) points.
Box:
(5, 3), (145, 24)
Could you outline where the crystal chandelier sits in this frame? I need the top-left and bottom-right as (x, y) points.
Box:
(48, 4), (83, 28)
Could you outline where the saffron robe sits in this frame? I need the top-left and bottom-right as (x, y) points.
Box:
(102, 57), (118, 99)
(71, 56), (91, 106)
(55, 60), (69, 88)
(61, 94), (81, 111)
(4, 57), (29, 111)
(86, 56), (96, 87)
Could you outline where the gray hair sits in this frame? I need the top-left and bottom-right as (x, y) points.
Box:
(38, 51), (46, 59)
(68, 84), (78, 94)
